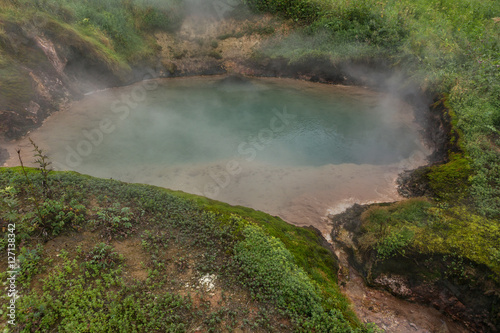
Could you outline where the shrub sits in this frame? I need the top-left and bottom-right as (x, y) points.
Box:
(85, 243), (123, 270)
(38, 199), (86, 236)
(17, 245), (43, 284)
(233, 225), (361, 331)
(243, 0), (321, 23)
(94, 204), (135, 239)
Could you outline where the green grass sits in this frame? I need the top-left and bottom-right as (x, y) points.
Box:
(1, 0), (183, 63)
(0, 167), (374, 332)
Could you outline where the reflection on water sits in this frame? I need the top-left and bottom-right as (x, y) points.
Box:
(3, 76), (431, 234)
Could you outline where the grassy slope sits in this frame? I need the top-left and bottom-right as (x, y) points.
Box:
(0, 167), (373, 332)
(244, 0), (500, 285)
(0, 0), (184, 121)
(0, 0), (183, 64)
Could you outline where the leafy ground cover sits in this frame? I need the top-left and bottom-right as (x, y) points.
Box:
(0, 165), (376, 332)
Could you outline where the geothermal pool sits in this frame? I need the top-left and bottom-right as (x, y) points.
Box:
(3, 76), (431, 234)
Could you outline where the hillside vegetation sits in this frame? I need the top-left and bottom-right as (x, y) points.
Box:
(0, 0), (183, 64)
(0, 165), (378, 331)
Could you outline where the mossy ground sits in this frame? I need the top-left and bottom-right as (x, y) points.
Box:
(358, 198), (500, 281)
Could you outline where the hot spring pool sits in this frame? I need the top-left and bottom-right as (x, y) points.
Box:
(4, 76), (431, 234)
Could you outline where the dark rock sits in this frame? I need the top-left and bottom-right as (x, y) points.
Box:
(397, 167), (434, 198)
(309, 75), (320, 82)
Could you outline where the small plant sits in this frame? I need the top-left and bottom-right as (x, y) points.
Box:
(38, 200), (86, 236)
(95, 204), (134, 239)
(0, 185), (20, 223)
(207, 50), (223, 60)
(29, 138), (52, 198)
(375, 228), (415, 260)
(85, 243), (123, 271)
(172, 49), (187, 59)
(17, 245), (42, 284)
(174, 256), (189, 272)
(16, 148), (45, 229)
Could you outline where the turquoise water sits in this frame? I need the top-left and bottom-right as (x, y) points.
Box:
(6, 76), (428, 231)
(74, 76), (420, 169)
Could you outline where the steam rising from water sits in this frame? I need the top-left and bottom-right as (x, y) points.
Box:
(3, 76), (431, 234)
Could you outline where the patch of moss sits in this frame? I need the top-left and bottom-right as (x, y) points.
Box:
(414, 206), (500, 278)
(427, 153), (472, 201)
(358, 198), (500, 281)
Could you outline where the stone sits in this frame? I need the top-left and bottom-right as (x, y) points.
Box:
(374, 274), (412, 297)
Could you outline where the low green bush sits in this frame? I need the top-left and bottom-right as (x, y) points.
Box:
(375, 228), (415, 260)
(243, 0), (321, 23)
(93, 204), (134, 239)
(84, 243), (123, 271)
(38, 199), (86, 236)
